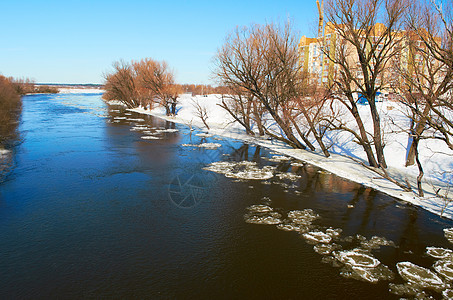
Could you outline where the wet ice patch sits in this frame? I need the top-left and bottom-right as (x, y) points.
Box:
(156, 128), (179, 133)
(203, 161), (274, 180)
(277, 222), (310, 233)
(114, 116), (127, 120)
(287, 209), (319, 225)
(444, 228), (453, 244)
(389, 283), (426, 298)
(141, 136), (160, 140)
(433, 259), (453, 281)
(244, 204), (282, 225)
(314, 243), (340, 255)
(426, 247), (453, 259)
(276, 172), (301, 181)
(195, 133), (213, 138)
(396, 262), (446, 290)
(360, 236), (396, 250)
(303, 230), (332, 244)
(335, 249), (380, 268)
(266, 155), (291, 162)
(340, 265), (393, 283)
(126, 118), (145, 122)
(197, 143), (221, 149)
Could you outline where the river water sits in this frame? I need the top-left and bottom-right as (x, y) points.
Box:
(1, 93), (453, 299)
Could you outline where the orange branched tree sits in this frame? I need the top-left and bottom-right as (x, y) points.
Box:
(103, 58), (181, 115)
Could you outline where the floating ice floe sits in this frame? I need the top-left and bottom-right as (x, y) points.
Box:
(336, 251), (394, 283)
(277, 222), (310, 233)
(266, 155), (291, 162)
(181, 143), (221, 150)
(360, 236), (396, 250)
(156, 128), (179, 133)
(291, 162), (304, 167)
(203, 161), (274, 180)
(195, 133), (213, 138)
(444, 228), (453, 244)
(303, 230), (332, 244)
(335, 249), (380, 268)
(276, 172), (301, 181)
(126, 118), (145, 122)
(244, 204), (283, 225)
(388, 283), (425, 297)
(433, 259), (453, 281)
(113, 116), (127, 120)
(110, 109), (121, 113)
(443, 289), (453, 299)
(287, 209), (319, 225)
(426, 247), (453, 259)
(130, 126), (148, 131)
(396, 261), (446, 290)
(247, 204), (274, 213)
(314, 243), (340, 255)
(141, 136), (160, 140)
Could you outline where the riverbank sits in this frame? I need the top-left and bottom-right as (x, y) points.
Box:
(126, 94), (453, 219)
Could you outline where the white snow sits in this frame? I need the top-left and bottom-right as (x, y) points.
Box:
(58, 87), (104, 94)
(122, 94), (453, 219)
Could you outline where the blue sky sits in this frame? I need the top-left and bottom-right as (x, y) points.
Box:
(1, 0), (318, 84)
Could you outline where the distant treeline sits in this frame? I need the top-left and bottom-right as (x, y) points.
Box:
(11, 78), (59, 95)
(180, 84), (229, 95)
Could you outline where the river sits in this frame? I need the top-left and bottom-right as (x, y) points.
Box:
(0, 93), (452, 299)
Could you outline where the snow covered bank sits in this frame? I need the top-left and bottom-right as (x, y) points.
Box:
(58, 87), (104, 94)
(127, 94), (453, 219)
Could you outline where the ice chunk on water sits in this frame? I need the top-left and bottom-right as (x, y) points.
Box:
(244, 204), (282, 225)
(444, 228), (453, 244)
(195, 133), (213, 138)
(156, 128), (179, 133)
(225, 169), (274, 180)
(114, 116), (127, 120)
(126, 118), (145, 122)
(433, 259), (453, 281)
(303, 230), (332, 244)
(204, 161), (274, 180)
(335, 249), (380, 268)
(287, 209), (319, 225)
(314, 243), (340, 255)
(276, 172), (301, 181)
(443, 289), (453, 299)
(247, 204), (274, 213)
(388, 283), (425, 297)
(277, 222), (310, 233)
(426, 247), (453, 259)
(141, 136), (160, 140)
(244, 212), (282, 225)
(266, 155), (291, 162)
(396, 262), (447, 290)
(360, 236), (396, 250)
(198, 143), (221, 149)
(340, 264), (394, 283)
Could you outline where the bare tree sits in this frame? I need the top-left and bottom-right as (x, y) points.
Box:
(192, 99), (210, 130)
(322, 0), (409, 168)
(134, 58), (181, 116)
(214, 21), (330, 154)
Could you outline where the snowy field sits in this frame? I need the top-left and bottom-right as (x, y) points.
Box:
(126, 94), (453, 219)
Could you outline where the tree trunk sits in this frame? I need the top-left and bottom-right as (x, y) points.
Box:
(368, 100), (387, 168)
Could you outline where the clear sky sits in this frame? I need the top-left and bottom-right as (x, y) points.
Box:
(1, 0), (319, 85)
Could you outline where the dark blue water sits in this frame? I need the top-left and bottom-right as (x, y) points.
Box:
(0, 93), (452, 299)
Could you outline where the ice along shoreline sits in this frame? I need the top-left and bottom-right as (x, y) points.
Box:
(123, 103), (453, 220)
